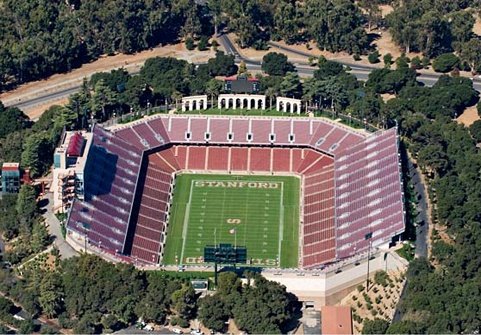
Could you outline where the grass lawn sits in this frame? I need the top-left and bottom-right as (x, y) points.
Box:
(163, 174), (300, 268)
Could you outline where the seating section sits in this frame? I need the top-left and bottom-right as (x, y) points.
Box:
(207, 147), (229, 170)
(302, 166), (337, 267)
(334, 128), (404, 259)
(131, 157), (173, 264)
(116, 115), (365, 152)
(67, 126), (143, 253)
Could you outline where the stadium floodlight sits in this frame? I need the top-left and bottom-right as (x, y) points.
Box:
(204, 243), (247, 286)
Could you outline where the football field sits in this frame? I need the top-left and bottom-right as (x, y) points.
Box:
(163, 174), (300, 268)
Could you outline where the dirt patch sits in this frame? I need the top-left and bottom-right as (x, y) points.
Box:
(24, 98), (69, 121)
(474, 14), (481, 36)
(339, 270), (406, 334)
(379, 4), (394, 17)
(380, 93), (396, 102)
(457, 105), (479, 127)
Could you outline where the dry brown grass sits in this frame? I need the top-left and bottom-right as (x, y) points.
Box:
(457, 105), (480, 127)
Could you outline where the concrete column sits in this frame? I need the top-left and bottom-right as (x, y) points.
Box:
(203, 98), (208, 109)
(182, 101), (186, 112)
(254, 99), (258, 110)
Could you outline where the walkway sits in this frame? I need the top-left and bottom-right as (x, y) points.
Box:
(41, 193), (78, 260)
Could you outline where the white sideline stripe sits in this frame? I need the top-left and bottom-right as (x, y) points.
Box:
(180, 180), (194, 265)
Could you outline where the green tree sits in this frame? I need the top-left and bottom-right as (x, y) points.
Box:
(383, 53), (393, 68)
(280, 72), (302, 98)
(21, 132), (53, 177)
(171, 285), (197, 323)
(469, 120), (481, 142)
(205, 79), (223, 107)
(185, 37), (195, 50)
(362, 318), (390, 334)
(207, 51), (237, 76)
(31, 223), (50, 253)
(16, 184), (37, 233)
(198, 295), (228, 332)
(0, 103), (29, 139)
(458, 39), (481, 73)
(38, 272), (63, 318)
(90, 79), (117, 121)
(262, 52), (294, 76)
(368, 51), (380, 64)
(432, 53), (460, 73)
(305, 0), (368, 54)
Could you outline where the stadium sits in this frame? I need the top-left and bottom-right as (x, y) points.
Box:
(64, 109), (405, 270)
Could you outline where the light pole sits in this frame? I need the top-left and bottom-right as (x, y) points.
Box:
(365, 232), (373, 291)
(79, 222), (91, 253)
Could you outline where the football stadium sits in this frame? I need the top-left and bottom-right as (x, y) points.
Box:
(63, 111), (405, 270)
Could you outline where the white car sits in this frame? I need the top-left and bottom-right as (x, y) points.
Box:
(173, 328), (183, 334)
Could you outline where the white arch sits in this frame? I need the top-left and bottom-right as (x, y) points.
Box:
(181, 95), (208, 112)
(218, 94), (266, 110)
(276, 97), (302, 114)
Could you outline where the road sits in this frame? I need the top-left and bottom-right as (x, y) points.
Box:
(3, 34), (481, 112)
(41, 193), (78, 260)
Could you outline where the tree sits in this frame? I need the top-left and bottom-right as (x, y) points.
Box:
(262, 52), (294, 76)
(38, 272), (63, 318)
(90, 79), (118, 121)
(368, 51), (381, 64)
(198, 295), (228, 332)
(469, 120), (481, 142)
(207, 51), (237, 76)
(205, 79), (223, 107)
(171, 285), (197, 323)
(459, 39), (481, 74)
(31, 223), (50, 253)
(305, 0), (368, 54)
(273, 1), (300, 44)
(383, 53), (393, 68)
(432, 53), (460, 73)
(280, 72), (302, 98)
(185, 37), (195, 50)
(16, 185), (37, 233)
(21, 132), (53, 177)
(0, 103), (29, 139)
(363, 318), (390, 334)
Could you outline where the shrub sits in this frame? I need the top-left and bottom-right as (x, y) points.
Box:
(353, 53), (362, 61)
(185, 37), (195, 50)
(432, 53), (460, 73)
(367, 302), (373, 310)
(411, 56), (423, 70)
(357, 284), (365, 292)
(383, 53), (393, 67)
(197, 36), (208, 51)
(373, 287), (379, 293)
(211, 40), (219, 51)
(371, 309), (378, 316)
(357, 301), (363, 308)
(353, 295), (358, 301)
(374, 271), (389, 287)
(368, 51), (380, 64)
(421, 56), (430, 69)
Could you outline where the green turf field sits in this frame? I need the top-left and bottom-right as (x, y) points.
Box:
(163, 174), (300, 268)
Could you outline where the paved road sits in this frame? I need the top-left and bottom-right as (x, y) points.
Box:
(41, 193), (78, 260)
(3, 34), (481, 116)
